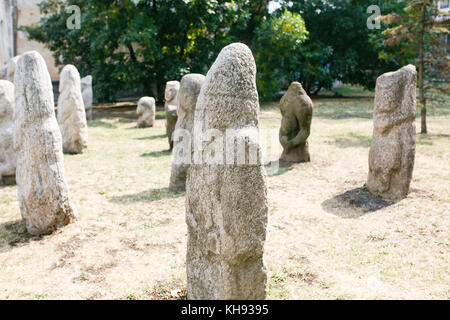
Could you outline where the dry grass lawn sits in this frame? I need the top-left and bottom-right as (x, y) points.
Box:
(0, 88), (449, 300)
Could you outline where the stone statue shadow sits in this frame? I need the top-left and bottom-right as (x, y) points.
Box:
(109, 187), (184, 204)
(265, 160), (299, 177)
(91, 105), (138, 124)
(87, 120), (118, 129)
(0, 220), (42, 253)
(416, 133), (450, 146)
(321, 187), (394, 219)
(140, 149), (171, 157)
(0, 177), (16, 188)
(327, 133), (371, 149)
(134, 134), (167, 141)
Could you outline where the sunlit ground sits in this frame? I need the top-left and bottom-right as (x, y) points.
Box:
(0, 86), (448, 299)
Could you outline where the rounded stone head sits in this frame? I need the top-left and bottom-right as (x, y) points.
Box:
(137, 96), (155, 115)
(165, 81), (180, 103)
(197, 42), (259, 130)
(0, 80), (14, 119)
(287, 82), (307, 96)
(374, 64), (417, 114)
(81, 75), (92, 86)
(178, 74), (205, 113)
(15, 51), (55, 123)
(59, 64), (82, 93)
(80, 75), (92, 91)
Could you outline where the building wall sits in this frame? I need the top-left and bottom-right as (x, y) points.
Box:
(0, 0), (14, 77)
(0, 0), (59, 80)
(439, 0), (450, 12)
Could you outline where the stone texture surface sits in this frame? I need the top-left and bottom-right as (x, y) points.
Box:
(136, 96), (156, 128)
(81, 75), (93, 120)
(14, 51), (77, 235)
(165, 80), (180, 150)
(279, 82), (313, 162)
(0, 80), (16, 185)
(57, 65), (88, 154)
(367, 65), (417, 201)
(186, 43), (268, 300)
(169, 74), (205, 191)
(6, 56), (20, 83)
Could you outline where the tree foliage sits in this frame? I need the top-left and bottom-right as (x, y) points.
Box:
(381, 0), (450, 133)
(23, 0), (416, 102)
(252, 10), (309, 100)
(24, 0), (250, 102)
(280, 0), (407, 95)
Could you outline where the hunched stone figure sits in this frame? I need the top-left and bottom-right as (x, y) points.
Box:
(279, 82), (313, 163)
(164, 81), (180, 150)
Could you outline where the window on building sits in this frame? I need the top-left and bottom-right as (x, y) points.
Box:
(440, 0), (450, 9)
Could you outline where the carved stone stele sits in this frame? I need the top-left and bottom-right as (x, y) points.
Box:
(165, 81), (180, 150)
(57, 64), (88, 154)
(136, 96), (156, 128)
(81, 75), (93, 120)
(186, 43), (268, 300)
(367, 65), (417, 201)
(7, 56), (20, 83)
(14, 51), (78, 235)
(169, 73), (205, 191)
(0, 80), (16, 185)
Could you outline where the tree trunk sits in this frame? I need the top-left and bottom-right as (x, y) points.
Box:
(419, 5), (427, 134)
(312, 84), (323, 96)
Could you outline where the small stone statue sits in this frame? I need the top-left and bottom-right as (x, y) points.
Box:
(279, 82), (313, 163)
(81, 75), (93, 120)
(165, 81), (180, 150)
(0, 80), (16, 185)
(136, 96), (156, 128)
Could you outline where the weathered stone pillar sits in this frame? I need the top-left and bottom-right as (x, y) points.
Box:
(57, 64), (88, 154)
(136, 96), (156, 128)
(164, 81), (180, 150)
(186, 43), (268, 300)
(367, 65), (417, 201)
(81, 75), (93, 120)
(0, 80), (16, 185)
(14, 51), (77, 235)
(169, 73), (205, 191)
(6, 56), (20, 83)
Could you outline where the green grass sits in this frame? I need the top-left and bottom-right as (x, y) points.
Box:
(262, 84), (450, 119)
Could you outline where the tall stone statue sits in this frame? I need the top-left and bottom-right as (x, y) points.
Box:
(136, 96), (156, 128)
(81, 75), (93, 120)
(0, 80), (16, 185)
(186, 43), (268, 300)
(14, 51), (77, 235)
(169, 74), (205, 191)
(57, 65), (88, 154)
(7, 56), (20, 83)
(367, 65), (417, 201)
(164, 80), (180, 150)
(279, 82), (313, 163)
